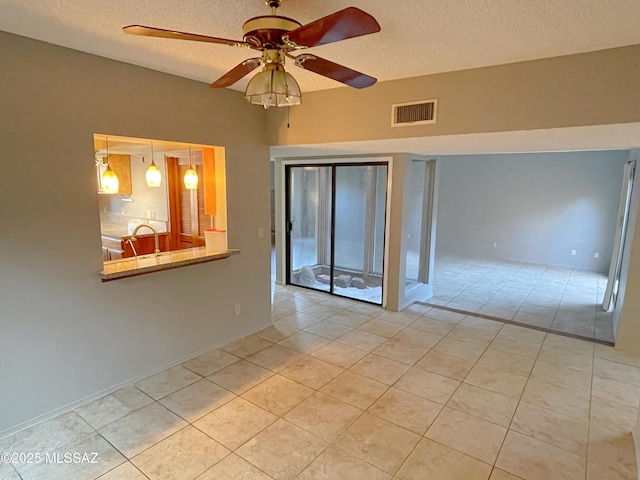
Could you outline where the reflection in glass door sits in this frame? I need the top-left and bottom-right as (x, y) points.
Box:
(286, 163), (388, 305)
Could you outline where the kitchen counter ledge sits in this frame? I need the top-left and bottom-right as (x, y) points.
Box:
(100, 247), (239, 281)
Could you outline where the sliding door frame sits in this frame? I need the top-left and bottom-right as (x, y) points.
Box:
(284, 160), (390, 305)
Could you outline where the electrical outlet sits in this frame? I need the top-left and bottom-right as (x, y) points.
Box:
(235, 304), (241, 316)
(594, 252), (600, 258)
(493, 242), (497, 248)
(571, 249), (577, 256)
(258, 227), (264, 239)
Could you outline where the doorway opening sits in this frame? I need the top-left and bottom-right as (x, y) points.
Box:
(422, 150), (631, 344)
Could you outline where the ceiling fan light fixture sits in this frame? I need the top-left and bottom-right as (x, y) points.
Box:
(245, 66), (301, 109)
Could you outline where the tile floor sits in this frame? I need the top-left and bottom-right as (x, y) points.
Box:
(1, 284), (639, 480)
(428, 255), (614, 342)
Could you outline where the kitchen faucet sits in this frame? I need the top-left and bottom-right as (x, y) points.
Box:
(125, 238), (138, 258)
(131, 223), (160, 256)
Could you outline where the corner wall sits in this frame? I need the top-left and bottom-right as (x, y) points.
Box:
(0, 31), (270, 434)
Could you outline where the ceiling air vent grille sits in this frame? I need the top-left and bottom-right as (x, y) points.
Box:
(392, 99), (437, 127)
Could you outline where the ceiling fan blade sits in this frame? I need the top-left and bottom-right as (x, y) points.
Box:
(284, 7), (381, 48)
(123, 25), (253, 48)
(210, 58), (262, 88)
(293, 54), (376, 89)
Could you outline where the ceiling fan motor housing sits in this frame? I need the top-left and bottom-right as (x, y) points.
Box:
(243, 15), (301, 48)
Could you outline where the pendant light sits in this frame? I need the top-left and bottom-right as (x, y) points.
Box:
(101, 136), (119, 194)
(184, 146), (198, 190)
(145, 142), (162, 187)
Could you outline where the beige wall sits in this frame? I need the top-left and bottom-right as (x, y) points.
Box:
(618, 274), (640, 349)
(0, 31), (270, 435)
(268, 44), (640, 146)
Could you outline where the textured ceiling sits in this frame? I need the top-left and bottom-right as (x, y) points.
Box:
(2, 0), (640, 93)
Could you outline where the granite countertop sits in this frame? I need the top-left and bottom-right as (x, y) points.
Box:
(100, 247), (239, 281)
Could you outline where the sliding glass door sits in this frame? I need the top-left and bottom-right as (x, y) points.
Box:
(286, 163), (388, 304)
(333, 165), (387, 303)
(287, 166), (332, 292)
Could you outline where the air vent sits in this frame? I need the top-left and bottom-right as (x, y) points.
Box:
(392, 99), (437, 127)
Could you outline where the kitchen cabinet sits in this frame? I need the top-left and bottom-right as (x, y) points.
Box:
(203, 147), (216, 215)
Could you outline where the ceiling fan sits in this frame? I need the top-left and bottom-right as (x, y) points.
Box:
(123, 0), (381, 108)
